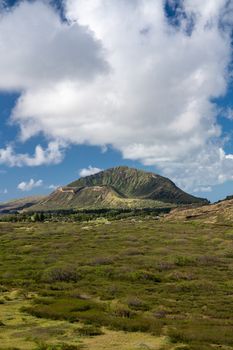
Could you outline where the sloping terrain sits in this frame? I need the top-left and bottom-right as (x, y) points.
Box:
(165, 197), (233, 224)
(69, 166), (208, 205)
(30, 185), (171, 211)
(30, 166), (207, 211)
(0, 166), (208, 213)
(0, 195), (45, 213)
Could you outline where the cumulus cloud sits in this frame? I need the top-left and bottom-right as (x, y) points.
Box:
(0, 188), (8, 194)
(161, 147), (233, 191)
(17, 178), (43, 191)
(0, 0), (108, 90)
(0, 141), (64, 167)
(0, 0), (233, 190)
(79, 165), (102, 177)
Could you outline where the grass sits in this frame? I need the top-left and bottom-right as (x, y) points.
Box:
(0, 218), (233, 349)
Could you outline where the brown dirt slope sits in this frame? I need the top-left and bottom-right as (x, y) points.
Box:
(164, 198), (233, 224)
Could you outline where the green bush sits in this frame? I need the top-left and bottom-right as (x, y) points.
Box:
(109, 316), (163, 334)
(127, 297), (149, 311)
(22, 297), (105, 324)
(167, 327), (187, 343)
(112, 304), (134, 318)
(33, 297), (54, 305)
(167, 321), (233, 346)
(76, 325), (103, 336)
(174, 256), (196, 266)
(129, 270), (161, 282)
(1, 219), (233, 348)
(42, 266), (80, 283)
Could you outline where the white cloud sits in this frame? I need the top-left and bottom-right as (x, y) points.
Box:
(193, 186), (212, 193)
(160, 147), (233, 191)
(224, 107), (233, 120)
(17, 178), (43, 191)
(48, 184), (59, 190)
(0, 0), (232, 190)
(79, 166), (102, 177)
(0, 1), (108, 91)
(0, 188), (8, 194)
(0, 141), (64, 167)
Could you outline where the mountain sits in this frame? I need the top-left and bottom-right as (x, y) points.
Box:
(0, 195), (45, 213)
(69, 166), (208, 205)
(28, 166), (208, 211)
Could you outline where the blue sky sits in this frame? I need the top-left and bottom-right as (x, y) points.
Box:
(0, 91), (154, 199)
(0, 0), (233, 202)
(0, 90), (156, 198)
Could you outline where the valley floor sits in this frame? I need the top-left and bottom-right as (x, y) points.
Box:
(0, 218), (233, 349)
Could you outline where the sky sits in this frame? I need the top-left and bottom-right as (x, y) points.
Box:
(0, 0), (233, 202)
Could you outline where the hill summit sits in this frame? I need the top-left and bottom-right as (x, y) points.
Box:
(69, 166), (207, 204)
(28, 166), (208, 211)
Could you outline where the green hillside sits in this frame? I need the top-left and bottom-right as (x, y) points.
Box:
(30, 185), (172, 211)
(0, 166), (208, 213)
(32, 166), (208, 211)
(69, 166), (208, 205)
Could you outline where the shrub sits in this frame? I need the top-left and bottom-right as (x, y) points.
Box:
(33, 297), (54, 305)
(196, 255), (219, 266)
(89, 256), (114, 266)
(130, 270), (161, 283)
(167, 321), (233, 346)
(167, 327), (187, 343)
(174, 256), (196, 267)
(156, 262), (174, 271)
(76, 325), (103, 336)
(169, 271), (194, 281)
(127, 297), (149, 311)
(71, 303), (92, 312)
(112, 304), (134, 318)
(109, 316), (163, 335)
(153, 310), (167, 319)
(0, 285), (8, 292)
(22, 297), (105, 324)
(123, 248), (145, 256)
(42, 266), (80, 283)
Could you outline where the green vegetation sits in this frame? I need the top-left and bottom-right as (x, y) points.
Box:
(0, 166), (208, 214)
(0, 218), (232, 349)
(30, 186), (173, 212)
(69, 166), (208, 204)
(0, 207), (171, 223)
